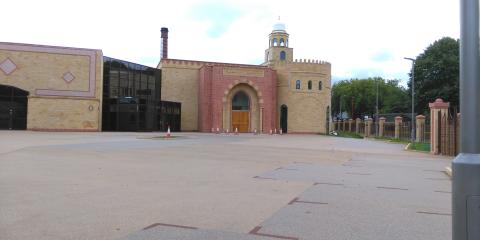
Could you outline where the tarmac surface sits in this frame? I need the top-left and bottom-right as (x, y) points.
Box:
(0, 131), (452, 240)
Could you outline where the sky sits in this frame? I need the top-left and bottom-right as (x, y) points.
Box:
(3, 0), (459, 85)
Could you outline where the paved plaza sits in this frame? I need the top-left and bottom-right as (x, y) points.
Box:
(0, 132), (452, 240)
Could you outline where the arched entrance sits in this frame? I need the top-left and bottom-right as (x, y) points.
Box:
(223, 83), (260, 133)
(280, 104), (288, 133)
(326, 106), (330, 133)
(0, 85), (29, 130)
(232, 91), (250, 132)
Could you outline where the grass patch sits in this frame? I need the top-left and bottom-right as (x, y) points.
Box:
(409, 142), (431, 152)
(374, 137), (411, 144)
(333, 131), (363, 139)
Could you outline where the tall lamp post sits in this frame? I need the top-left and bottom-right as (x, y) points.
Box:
(453, 0), (480, 239)
(375, 78), (379, 137)
(404, 57), (416, 143)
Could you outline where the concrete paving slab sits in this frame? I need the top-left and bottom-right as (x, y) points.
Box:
(118, 224), (275, 240)
(0, 132), (453, 240)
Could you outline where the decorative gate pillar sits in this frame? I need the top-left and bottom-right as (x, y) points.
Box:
(355, 118), (361, 134)
(394, 116), (403, 139)
(379, 117), (386, 138)
(415, 115), (426, 143)
(365, 118), (373, 137)
(429, 98), (450, 154)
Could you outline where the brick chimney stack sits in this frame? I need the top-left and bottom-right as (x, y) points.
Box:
(160, 27), (169, 60)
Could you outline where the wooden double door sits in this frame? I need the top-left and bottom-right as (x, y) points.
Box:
(232, 111), (249, 133)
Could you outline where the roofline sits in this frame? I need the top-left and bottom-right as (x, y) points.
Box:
(0, 41), (102, 52)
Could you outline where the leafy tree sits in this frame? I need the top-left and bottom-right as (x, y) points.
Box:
(332, 78), (409, 119)
(409, 37), (459, 114)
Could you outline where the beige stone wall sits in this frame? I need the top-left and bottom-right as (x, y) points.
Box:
(159, 61), (201, 131)
(0, 42), (103, 131)
(274, 61), (331, 133)
(28, 97), (101, 131)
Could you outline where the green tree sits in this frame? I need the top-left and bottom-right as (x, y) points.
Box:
(332, 78), (409, 119)
(410, 37), (459, 114)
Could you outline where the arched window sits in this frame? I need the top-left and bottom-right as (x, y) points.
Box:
(280, 38), (285, 46)
(295, 80), (301, 90)
(318, 81), (322, 90)
(232, 91), (250, 110)
(280, 51), (286, 61)
(273, 38), (278, 46)
(308, 80), (312, 90)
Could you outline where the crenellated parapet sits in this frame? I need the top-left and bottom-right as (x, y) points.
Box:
(292, 59), (331, 65)
(160, 58), (269, 70)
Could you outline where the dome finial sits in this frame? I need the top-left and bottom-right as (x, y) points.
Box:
(273, 17), (286, 32)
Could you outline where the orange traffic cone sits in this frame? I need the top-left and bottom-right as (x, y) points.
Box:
(166, 126), (171, 138)
(274, 128), (277, 134)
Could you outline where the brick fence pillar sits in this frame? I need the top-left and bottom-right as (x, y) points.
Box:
(379, 117), (386, 138)
(355, 118), (361, 134)
(394, 116), (403, 139)
(366, 118), (373, 137)
(429, 98), (450, 154)
(348, 119), (353, 132)
(415, 115), (426, 142)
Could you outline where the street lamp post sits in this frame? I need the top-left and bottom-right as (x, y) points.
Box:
(453, 0), (480, 239)
(404, 57), (416, 143)
(375, 78), (379, 137)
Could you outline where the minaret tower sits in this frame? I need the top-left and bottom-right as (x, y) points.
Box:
(264, 19), (293, 65)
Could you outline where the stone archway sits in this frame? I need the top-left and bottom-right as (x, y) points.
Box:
(0, 84), (29, 130)
(223, 83), (260, 132)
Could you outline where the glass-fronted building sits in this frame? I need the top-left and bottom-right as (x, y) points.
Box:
(102, 57), (180, 131)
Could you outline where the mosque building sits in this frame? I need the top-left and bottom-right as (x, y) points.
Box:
(159, 21), (332, 133)
(0, 21), (331, 133)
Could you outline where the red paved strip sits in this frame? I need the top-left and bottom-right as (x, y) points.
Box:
(314, 182), (344, 186)
(288, 197), (328, 205)
(346, 172), (372, 175)
(253, 176), (276, 180)
(143, 223), (198, 231)
(376, 186), (408, 191)
(425, 177), (449, 181)
(249, 226), (299, 240)
(288, 197), (299, 205)
(416, 211), (451, 216)
(434, 190), (452, 194)
(294, 200), (328, 205)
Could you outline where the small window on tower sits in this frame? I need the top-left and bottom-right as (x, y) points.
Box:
(295, 80), (301, 90)
(319, 81), (322, 90)
(280, 51), (286, 61)
(280, 38), (285, 46)
(308, 80), (312, 90)
(273, 38), (278, 46)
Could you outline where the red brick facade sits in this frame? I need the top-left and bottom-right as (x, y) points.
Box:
(198, 64), (277, 133)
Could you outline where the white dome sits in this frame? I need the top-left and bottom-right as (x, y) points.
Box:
(273, 22), (286, 32)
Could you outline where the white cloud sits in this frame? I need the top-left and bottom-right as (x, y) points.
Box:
(2, 0), (459, 85)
